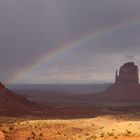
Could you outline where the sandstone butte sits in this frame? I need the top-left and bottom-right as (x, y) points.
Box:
(103, 62), (140, 101)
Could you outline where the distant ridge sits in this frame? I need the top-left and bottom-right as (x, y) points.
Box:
(8, 83), (111, 94)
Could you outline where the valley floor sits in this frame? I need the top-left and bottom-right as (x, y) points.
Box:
(1, 113), (140, 140)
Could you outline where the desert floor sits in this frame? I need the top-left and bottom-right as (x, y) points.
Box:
(1, 112), (140, 140)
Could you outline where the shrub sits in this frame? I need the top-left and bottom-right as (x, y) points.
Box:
(100, 133), (104, 137)
(126, 130), (132, 136)
(107, 132), (114, 136)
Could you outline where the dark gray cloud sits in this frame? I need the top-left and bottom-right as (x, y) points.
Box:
(0, 0), (140, 83)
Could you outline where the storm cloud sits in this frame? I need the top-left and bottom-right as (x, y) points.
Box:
(0, 0), (140, 83)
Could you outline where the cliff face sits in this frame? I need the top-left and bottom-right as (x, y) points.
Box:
(104, 62), (140, 101)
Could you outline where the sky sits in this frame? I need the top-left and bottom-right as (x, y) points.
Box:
(0, 0), (140, 84)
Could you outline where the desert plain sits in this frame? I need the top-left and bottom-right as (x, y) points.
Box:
(1, 101), (140, 140)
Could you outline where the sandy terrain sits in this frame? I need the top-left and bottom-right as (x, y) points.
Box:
(1, 114), (140, 140)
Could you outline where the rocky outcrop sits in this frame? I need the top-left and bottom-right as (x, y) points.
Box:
(115, 62), (139, 84)
(103, 62), (140, 101)
(0, 83), (39, 115)
(0, 131), (5, 140)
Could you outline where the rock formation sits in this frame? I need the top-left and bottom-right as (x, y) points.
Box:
(0, 131), (5, 140)
(0, 83), (39, 115)
(115, 62), (139, 84)
(104, 62), (140, 101)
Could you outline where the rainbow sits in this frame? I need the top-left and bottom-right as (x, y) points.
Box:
(8, 18), (140, 83)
